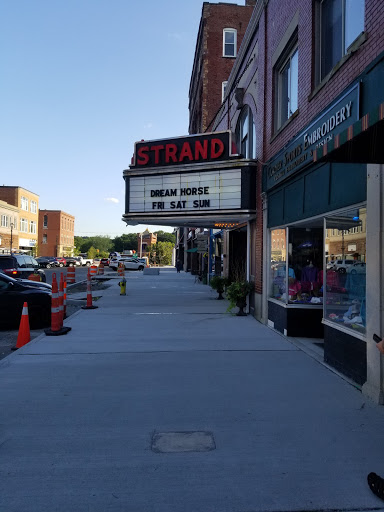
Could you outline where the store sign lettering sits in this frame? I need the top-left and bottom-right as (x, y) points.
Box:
(151, 187), (211, 210)
(264, 84), (359, 190)
(132, 132), (231, 168)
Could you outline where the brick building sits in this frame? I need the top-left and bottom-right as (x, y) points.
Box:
(0, 200), (19, 253)
(189, 0), (255, 134)
(39, 210), (75, 257)
(137, 228), (157, 258)
(0, 186), (39, 254)
(211, 0), (384, 395)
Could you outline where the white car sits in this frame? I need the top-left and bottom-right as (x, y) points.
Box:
(346, 261), (366, 274)
(109, 258), (144, 271)
(332, 259), (355, 273)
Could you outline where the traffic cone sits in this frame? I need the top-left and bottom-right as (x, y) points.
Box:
(45, 273), (71, 336)
(63, 277), (67, 319)
(12, 302), (31, 350)
(82, 268), (98, 309)
(59, 273), (64, 327)
(98, 263), (104, 275)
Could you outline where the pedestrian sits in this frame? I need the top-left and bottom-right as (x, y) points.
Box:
(176, 260), (182, 273)
(367, 336), (384, 499)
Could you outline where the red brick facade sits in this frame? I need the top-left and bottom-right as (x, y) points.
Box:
(189, 1), (255, 134)
(39, 210), (75, 257)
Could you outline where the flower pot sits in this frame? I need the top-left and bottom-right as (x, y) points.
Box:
(236, 299), (247, 316)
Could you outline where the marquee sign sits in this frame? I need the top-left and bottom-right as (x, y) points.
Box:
(129, 169), (241, 213)
(132, 131), (231, 169)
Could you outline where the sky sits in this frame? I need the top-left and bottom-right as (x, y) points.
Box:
(0, 0), (242, 238)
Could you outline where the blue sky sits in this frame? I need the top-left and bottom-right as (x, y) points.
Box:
(0, 0), (240, 237)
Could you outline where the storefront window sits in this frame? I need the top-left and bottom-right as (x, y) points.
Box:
(324, 207), (366, 334)
(287, 227), (323, 304)
(270, 228), (287, 302)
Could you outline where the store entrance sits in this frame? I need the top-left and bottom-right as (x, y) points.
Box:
(228, 227), (247, 281)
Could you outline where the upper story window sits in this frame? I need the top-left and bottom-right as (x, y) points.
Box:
(319, 0), (365, 82)
(30, 200), (37, 214)
(43, 215), (48, 228)
(21, 196), (28, 211)
(1, 214), (9, 228)
(20, 218), (28, 233)
(223, 29), (237, 57)
(235, 106), (257, 159)
(275, 44), (298, 130)
(42, 234), (47, 244)
(30, 220), (37, 234)
(222, 81), (228, 102)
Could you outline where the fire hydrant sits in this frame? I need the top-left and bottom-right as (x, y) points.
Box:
(118, 277), (126, 296)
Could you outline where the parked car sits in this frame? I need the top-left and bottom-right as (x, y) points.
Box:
(0, 254), (46, 282)
(36, 256), (59, 269)
(137, 257), (149, 267)
(109, 258), (144, 271)
(346, 261), (366, 274)
(54, 257), (67, 268)
(78, 255), (93, 266)
(65, 257), (81, 267)
(100, 258), (109, 266)
(332, 259), (355, 273)
(0, 272), (51, 328)
(93, 258), (101, 266)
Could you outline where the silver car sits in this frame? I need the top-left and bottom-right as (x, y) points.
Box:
(109, 258), (144, 271)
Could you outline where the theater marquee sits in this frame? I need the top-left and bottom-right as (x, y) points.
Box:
(123, 131), (257, 228)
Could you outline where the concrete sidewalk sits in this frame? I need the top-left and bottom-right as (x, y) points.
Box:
(0, 268), (384, 512)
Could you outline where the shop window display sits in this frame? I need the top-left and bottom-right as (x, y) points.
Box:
(324, 208), (366, 334)
(270, 228), (289, 302)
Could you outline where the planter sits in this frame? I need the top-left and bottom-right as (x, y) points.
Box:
(236, 300), (247, 316)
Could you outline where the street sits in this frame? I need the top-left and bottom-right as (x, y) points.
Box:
(0, 268), (384, 512)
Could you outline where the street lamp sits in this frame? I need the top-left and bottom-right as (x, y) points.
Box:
(10, 222), (14, 254)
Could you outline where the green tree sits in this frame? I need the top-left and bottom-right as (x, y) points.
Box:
(87, 246), (97, 259)
(155, 241), (174, 265)
(112, 233), (138, 252)
(155, 230), (176, 244)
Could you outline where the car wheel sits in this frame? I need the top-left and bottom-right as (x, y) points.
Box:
(338, 268), (346, 273)
(59, 263), (64, 267)
(86, 262), (91, 267)
(69, 263), (74, 267)
(139, 266), (144, 271)
(46, 263), (51, 269)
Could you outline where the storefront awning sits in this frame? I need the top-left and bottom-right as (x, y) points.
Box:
(313, 102), (384, 165)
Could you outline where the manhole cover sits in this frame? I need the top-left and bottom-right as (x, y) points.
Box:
(151, 431), (216, 453)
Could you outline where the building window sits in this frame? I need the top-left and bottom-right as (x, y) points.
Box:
(222, 81), (228, 102)
(235, 106), (257, 159)
(21, 196), (28, 211)
(319, 0), (365, 81)
(43, 215), (48, 228)
(1, 215), (8, 228)
(275, 45), (298, 130)
(30, 220), (37, 234)
(30, 200), (37, 214)
(20, 218), (28, 233)
(223, 29), (237, 57)
(42, 234), (47, 244)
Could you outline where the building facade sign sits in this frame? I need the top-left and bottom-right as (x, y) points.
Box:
(19, 238), (36, 247)
(132, 132), (231, 169)
(129, 169), (241, 213)
(264, 83), (360, 191)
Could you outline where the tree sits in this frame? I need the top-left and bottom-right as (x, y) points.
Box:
(112, 233), (138, 253)
(155, 241), (174, 265)
(75, 236), (112, 254)
(155, 230), (176, 244)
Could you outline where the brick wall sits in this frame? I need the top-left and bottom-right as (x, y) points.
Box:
(189, 2), (254, 134)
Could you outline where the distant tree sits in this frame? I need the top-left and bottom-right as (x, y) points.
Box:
(74, 236), (87, 254)
(88, 246), (97, 259)
(79, 236), (112, 253)
(146, 243), (156, 264)
(155, 230), (176, 244)
(155, 241), (174, 265)
(112, 233), (138, 252)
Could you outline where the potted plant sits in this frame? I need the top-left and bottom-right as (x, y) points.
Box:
(209, 275), (229, 300)
(226, 280), (254, 316)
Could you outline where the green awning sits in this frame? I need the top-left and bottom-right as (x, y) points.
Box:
(186, 247), (198, 253)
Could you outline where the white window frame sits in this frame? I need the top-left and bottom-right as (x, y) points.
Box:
(318, 0), (365, 82)
(42, 234), (47, 244)
(20, 218), (28, 233)
(235, 106), (257, 159)
(223, 28), (237, 58)
(21, 196), (28, 211)
(30, 200), (37, 214)
(275, 44), (298, 131)
(222, 81), (228, 102)
(30, 220), (37, 234)
(1, 214), (8, 228)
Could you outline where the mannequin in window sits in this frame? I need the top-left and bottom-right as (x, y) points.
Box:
(301, 259), (319, 295)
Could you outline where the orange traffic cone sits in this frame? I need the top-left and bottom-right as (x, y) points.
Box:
(82, 268), (98, 309)
(44, 273), (71, 336)
(12, 302), (31, 350)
